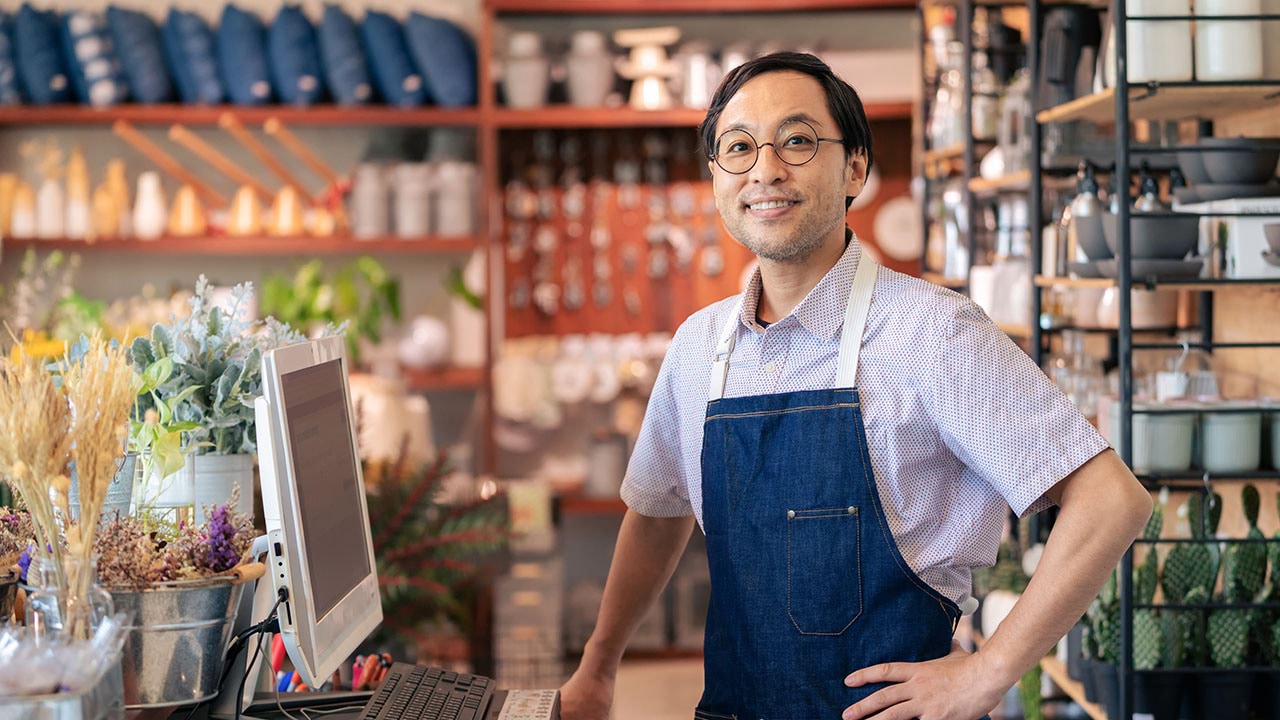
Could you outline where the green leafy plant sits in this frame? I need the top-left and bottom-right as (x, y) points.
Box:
(130, 276), (328, 457)
(260, 257), (400, 365)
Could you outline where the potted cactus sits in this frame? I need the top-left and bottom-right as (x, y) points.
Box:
(1131, 496), (1183, 720)
(1088, 569), (1121, 720)
(1160, 491), (1221, 716)
(1197, 485), (1266, 720)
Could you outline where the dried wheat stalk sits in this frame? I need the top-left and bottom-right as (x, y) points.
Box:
(0, 351), (73, 584)
(60, 333), (139, 639)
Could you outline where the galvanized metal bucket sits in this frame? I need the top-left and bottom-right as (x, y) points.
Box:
(0, 571), (17, 623)
(0, 650), (125, 720)
(108, 576), (245, 709)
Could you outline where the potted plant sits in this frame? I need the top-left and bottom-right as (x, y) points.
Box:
(93, 493), (264, 708)
(1087, 569), (1121, 720)
(260, 256), (400, 369)
(130, 276), (319, 520)
(361, 444), (506, 667)
(1198, 485), (1266, 720)
(1131, 494), (1183, 720)
(1161, 490), (1222, 718)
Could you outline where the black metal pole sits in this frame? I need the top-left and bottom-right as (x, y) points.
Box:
(1114, 0), (1135, 714)
(1029, 0), (1044, 369)
(920, 3), (932, 277)
(962, 0), (976, 281)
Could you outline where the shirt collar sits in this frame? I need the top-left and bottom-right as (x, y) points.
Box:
(739, 229), (861, 342)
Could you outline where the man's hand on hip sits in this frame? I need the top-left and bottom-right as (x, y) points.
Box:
(841, 641), (1004, 720)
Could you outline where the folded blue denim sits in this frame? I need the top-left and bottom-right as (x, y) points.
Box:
(360, 9), (427, 106)
(0, 12), (22, 104)
(61, 10), (128, 106)
(15, 4), (72, 104)
(404, 12), (476, 108)
(269, 5), (324, 106)
(218, 4), (273, 105)
(163, 8), (223, 104)
(318, 4), (371, 105)
(107, 6), (173, 103)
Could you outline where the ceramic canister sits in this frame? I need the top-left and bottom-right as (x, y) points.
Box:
(1201, 402), (1262, 473)
(393, 163), (434, 238)
(566, 31), (614, 107)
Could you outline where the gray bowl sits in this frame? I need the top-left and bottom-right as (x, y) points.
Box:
(1265, 223), (1280, 253)
(1193, 182), (1280, 202)
(1102, 211), (1200, 260)
(1173, 187), (1203, 205)
(1200, 137), (1280, 185)
(1075, 211), (1112, 260)
(1178, 150), (1212, 185)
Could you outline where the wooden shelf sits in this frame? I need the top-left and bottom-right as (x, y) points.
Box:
(1036, 84), (1280, 125)
(921, 271), (968, 289)
(401, 367), (486, 392)
(969, 170), (1031, 196)
(1035, 274), (1280, 291)
(3, 236), (481, 256)
(490, 0), (915, 13)
(997, 323), (1032, 338)
(923, 143), (966, 165)
(559, 495), (628, 516)
(1040, 656), (1107, 720)
(0, 104), (482, 127)
(493, 102), (911, 128)
(1035, 276), (1116, 289)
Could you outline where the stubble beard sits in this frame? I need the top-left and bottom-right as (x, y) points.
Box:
(722, 193), (845, 264)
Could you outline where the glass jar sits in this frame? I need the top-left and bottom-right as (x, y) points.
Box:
(25, 555), (114, 642)
(1043, 330), (1106, 420)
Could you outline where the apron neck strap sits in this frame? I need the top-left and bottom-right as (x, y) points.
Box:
(705, 255), (879, 402)
(834, 255), (878, 389)
(708, 296), (743, 401)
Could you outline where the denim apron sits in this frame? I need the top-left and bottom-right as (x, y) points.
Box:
(695, 257), (968, 720)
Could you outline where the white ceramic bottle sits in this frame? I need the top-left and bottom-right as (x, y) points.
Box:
(1127, 0), (1193, 82)
(132, 171), (167, 240)
(1196, 0), (1264, 80)
(503, 32), (549, 109)
(566, 31), (614, 107)
(36, 178), (65, 238)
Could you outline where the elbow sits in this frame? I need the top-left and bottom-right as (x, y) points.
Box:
(1124, 479), (1154, 540)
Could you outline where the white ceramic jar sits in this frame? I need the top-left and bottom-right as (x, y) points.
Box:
(1127, 0), (1193, 82)
(503, 31), (550, 109)
(1196, 0), (1264, 81)
(1201, 402), (1263, 473)
(1106, 400), (1195, 472)
(566, 30), (614, 107)
(351, 163), (390, 239)
(434, 161), (477, 237)
(393, 162), (434, 238)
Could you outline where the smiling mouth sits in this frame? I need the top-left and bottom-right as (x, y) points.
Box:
(745, 200), (800, 211)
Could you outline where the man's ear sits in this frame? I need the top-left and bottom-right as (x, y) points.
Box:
(845, 150), (868, 199)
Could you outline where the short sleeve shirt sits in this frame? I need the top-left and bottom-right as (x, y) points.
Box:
(619, 239), (1110, 607)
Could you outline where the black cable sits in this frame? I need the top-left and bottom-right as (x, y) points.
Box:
(237, 628), (268, 720)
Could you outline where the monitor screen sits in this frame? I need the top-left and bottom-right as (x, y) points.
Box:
(280, 359), (372, 619)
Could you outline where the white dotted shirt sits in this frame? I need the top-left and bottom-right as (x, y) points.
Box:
(620, 239), (1110, 608)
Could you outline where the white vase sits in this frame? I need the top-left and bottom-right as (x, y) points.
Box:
(133, 172), (167, 240)
(191, 453), (255, 521)
(1196, 0), (1264, 80)
(36, 179), (65, 238)
(450, 297), (485, 369)
(566, 31), (614, 107)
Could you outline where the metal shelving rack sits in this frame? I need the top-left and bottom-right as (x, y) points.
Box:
(1026, 0), (1280, 715)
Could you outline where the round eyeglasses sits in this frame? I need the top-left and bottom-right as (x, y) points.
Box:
(710, 119), (845, 175)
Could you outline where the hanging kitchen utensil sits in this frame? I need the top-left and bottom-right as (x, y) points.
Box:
(113, 120), (225, 208)
(169, 124), (274, 202)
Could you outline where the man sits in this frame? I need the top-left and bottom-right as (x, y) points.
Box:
(560, 52), (1152, 720)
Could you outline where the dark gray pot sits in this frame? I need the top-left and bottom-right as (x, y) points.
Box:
(1196, 672), (1252, 720)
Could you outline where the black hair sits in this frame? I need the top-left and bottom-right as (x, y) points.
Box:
(698, 52), (873, 211)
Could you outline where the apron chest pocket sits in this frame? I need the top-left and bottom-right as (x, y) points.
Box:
(785, 506), (864, 635)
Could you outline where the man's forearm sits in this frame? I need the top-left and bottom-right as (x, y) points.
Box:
(977, 450), (1153, 689)
(581, 509), (696, 677)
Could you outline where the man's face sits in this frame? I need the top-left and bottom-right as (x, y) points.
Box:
(709, 71), (866, 264)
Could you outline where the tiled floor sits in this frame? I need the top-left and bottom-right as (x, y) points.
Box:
(612, 659), (704, 720)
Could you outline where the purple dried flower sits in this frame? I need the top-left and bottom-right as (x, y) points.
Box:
(17, 544), (32, 583)
(202, 504), (241, 573)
